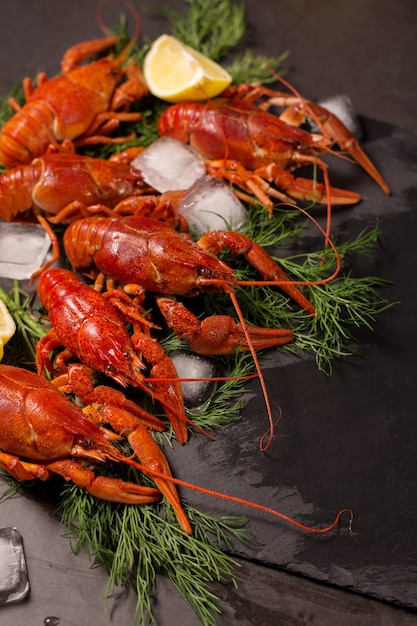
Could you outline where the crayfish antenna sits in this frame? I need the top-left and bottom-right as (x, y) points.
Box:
(226, 288), (278, 451)
(96, 0), (142, 52)
(123, 453), (356, 536)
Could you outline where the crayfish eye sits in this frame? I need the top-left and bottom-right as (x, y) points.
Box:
(198, 266), (218, 281)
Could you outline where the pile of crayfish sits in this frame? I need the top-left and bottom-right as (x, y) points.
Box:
(0, 24), (389, 539)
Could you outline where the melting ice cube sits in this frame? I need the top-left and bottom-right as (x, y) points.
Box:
(131, 137), (207, 192)
(0, 527), (30, 606)
(170, 350), (220, 410)
(178, 175), (248, 236)
(0, 222), (51, 279)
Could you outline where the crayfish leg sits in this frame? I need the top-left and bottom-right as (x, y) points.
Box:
(61, 36), (122, 73)
(0, 451), (50, 482)
(36, 329), (69, 377)
(197, 230), (316, 315)
(278, 99), (391, 195)
(30, 214), (61, 281)
(254, 161), (361, 206)
(64, 363), (167, 433)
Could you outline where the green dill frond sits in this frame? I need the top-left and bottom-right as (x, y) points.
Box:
(200, 215), (393, 375)
(58, 481), (252, 625)
(273, 225), (394, 372)
(226, 48), (290, 85)
(163, 0), (247, 61)
(0, 471), (22, 500)
(160, 0), (288, 84)
(294, 273), (394, 372)
(0, 283), (47, 368)
(185, 351), (253, 429)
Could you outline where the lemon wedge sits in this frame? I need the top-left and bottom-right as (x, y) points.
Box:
(0, 299), (16, 361)
(143, 34), (232, 103)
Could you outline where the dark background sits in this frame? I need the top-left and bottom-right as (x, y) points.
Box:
(1, 1), (417, 625)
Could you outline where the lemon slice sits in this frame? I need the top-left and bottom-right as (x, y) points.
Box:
(144, 34), (232, 103)
(0, 299), (16, 361)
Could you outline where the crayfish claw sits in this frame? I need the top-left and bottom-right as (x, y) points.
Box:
(128, 425), (192, 534)
(46, 459), (162, 505)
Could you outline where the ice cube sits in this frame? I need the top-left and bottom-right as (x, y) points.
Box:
(131, 137), (207, 193)
(0, 527), (30, 606)
(0, 222), (51, 279)
(170, 350), (220, 410)
(178, 175), (248, 236)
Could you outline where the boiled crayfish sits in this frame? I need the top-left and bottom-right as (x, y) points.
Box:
(0, 363), (354, 538)
(36, 267), (190, 445)
(0, 150), (148, 223)
(157, 82), (390, 212)
(0, 34), (148, 169)
(0, 149), (149, 274)
(0, 363), (191, 534)
(63, 214), (315, 316)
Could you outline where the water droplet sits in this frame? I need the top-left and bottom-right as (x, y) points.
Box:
(44, 618), (60, 626)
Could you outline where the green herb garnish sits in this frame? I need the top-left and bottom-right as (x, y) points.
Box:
(162, 0), (247, 60)
(59, 481), (254, 626)
(161, 0), (288, 83)
(0, 281), (46, 367)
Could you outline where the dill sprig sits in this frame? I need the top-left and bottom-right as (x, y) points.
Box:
(295, 273), (393, 371)
(59, 479), (253, 625)
(225, 48), (290, 85)
(273, 227), (394, 370)
(0, 282), (47, 367)
(161, 0), (288, 83)
(163, 0), (247, 61)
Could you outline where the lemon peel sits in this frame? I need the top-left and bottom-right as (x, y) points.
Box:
(143, 34), (232, 103)
(0, 299), (16, 361)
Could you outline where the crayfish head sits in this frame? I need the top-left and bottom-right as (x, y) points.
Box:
(157, 103), (204, 144)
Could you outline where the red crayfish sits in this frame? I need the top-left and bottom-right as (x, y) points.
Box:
(0, 150), (150, 274)
(36, 267), (191, 445)
(0, 33), (148, 169)
(63, 213), (313, 325)
(157, 82), (390, 212)
(0, 150), (148, 223)
(0, 364), (355, 537)
(0, 363), (191, 534)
